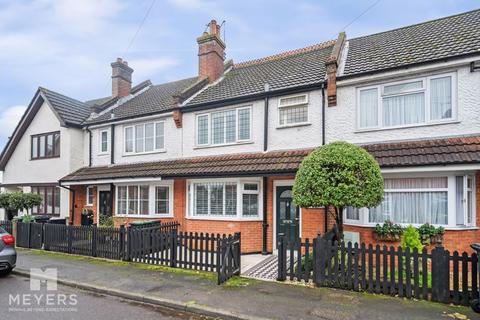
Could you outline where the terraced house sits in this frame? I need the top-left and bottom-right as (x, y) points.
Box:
(1, 10), (480, 254)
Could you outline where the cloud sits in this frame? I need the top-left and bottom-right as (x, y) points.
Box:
(0, 105), (27, 139)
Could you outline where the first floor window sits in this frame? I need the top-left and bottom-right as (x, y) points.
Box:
(358, 73), (455, 129)
(100, 130), (108, 153)
(31, 186), (60, 215)
(31, 132), (60, 159)
(189, 180), (261, 218)
(125, 121), (165, 154)
(346, 175), (476, 228)
(117, 184), (171, 216)
(196, 107), (251, 146)
(278, 94), (309, 126)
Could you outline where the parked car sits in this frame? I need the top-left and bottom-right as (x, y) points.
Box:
(0, 227), (16, 275)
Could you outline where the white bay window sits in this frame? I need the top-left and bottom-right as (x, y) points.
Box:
(345, 175), (476, 228)
(196, 106), (251, 146)
(124, 120), (165, 154)
(116, 183), (173, 217)
(357, 73), (456, 130)
(188, 179), (262, 220)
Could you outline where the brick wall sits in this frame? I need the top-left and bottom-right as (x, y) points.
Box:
(70, 185), (97, 225)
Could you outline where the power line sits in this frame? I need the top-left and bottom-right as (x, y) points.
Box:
(340, 0), (382, 32)
(124, 0), (157, 55)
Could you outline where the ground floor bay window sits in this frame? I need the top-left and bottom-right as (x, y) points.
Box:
(345, 174), (476, 228)
(187, 178), (262, 220)
(115, 182), (173, 217)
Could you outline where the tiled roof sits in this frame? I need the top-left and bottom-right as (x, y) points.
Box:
(343, 9), (480, 76)
(86, 77), (198, 124)
(184, 41), (335, 106)
(60, 149), (311, 182)
(60, 136), (480, 182)
(39, 87), (91, 126)
(363, 136), (480, 167)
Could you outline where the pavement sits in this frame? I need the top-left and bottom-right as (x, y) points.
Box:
(11, 248), (478, 320)
(0, 274), (211, 320)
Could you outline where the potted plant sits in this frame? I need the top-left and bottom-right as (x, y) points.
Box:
(373, 220), (404, 242)
(418, 223), (445, 245)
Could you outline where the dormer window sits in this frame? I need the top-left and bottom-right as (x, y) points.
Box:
(357, 73), (456, 130)
(278, 94), (309, 127)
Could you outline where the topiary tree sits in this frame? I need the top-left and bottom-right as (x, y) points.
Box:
(7, 192), (43, 216)
(293, 141), (384, 240)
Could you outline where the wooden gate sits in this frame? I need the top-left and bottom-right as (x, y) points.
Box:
(217, 232), (241, 284)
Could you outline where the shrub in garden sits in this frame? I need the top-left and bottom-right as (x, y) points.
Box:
(99, 214), (114, 227)
(401, 225), (424, 253)
(417, 223), (445, 245)
(293, 141), (384, 240)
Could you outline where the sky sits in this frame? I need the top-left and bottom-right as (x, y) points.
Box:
(0, 0), (478, 147)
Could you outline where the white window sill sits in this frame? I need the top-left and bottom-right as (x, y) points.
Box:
(123, 149), (166, 157)
(194, 141), (253, 150)
(344, 221), (478, 231)
(85, 204), (94, 207)
(276, 122), (311, 129)
(97, 152), (109, 156)
(354, 120), (460, 133)
(186, 215), (262, 222)
(115, 214), (174, 218)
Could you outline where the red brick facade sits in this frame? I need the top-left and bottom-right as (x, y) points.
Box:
(69, 171), (480, 254)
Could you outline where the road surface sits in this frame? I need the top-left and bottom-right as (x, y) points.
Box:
(0, 274), (210, 320)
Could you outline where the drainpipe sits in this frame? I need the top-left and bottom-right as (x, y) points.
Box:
(59, 184), (75, 225)
(110, 183), (115, 216)
(262, 176), (268, 255)
(321, 83), (328, 234)
(110, 124), (115, 165)
(86, 127), (92, 167)
(262, 84), (270, 254)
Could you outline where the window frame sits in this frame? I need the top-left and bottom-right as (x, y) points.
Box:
(277, 93), (310, 128)
(31, 131), (61, 160)
(86, 186), (94, 206)
(343, 174), (476, 229)
(99, 130), (109, 154)
(195, 106), (253, 147)
(114, 182), (173, 218)
(123, 120), (166, 155)
(186, 178), (263, 221)
(31, 186), (61, 216)
(356, 72), (457, 131)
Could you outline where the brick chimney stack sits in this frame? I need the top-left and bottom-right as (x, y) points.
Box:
(111, 58), (133, 98)
(197, 20), (225, 83)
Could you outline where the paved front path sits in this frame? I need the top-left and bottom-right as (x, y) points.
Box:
(14, 249), (477, 320)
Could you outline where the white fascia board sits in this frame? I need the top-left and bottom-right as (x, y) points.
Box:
(60, 177), (164, 186)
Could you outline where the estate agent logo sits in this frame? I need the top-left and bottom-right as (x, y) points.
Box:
(30, 268), (58, 291)
(8, 268), (77, 313)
